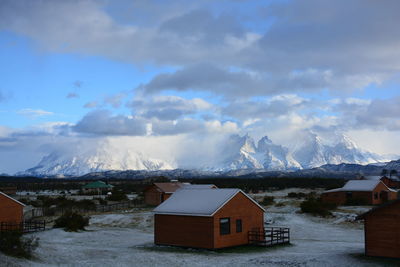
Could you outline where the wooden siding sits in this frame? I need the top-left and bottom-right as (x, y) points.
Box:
(154, 214), (214, 249)
(364, 201), (400, 258)
(144, 186), (162, 206)
(0, 194), (24, 223)
(213, 192), (264, 249)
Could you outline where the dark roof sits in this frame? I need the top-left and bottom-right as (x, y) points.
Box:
(82, 181), (114, 189)
(153, 182), (185, 193)
(356, 199), (400, 220)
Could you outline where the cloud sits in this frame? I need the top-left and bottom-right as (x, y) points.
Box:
(66, 92), (79, 98)
(73, 110), (148, 136)
(84, 101), (98, 108)
(104, 93), (126, 108)
(17, 108), (54, 119)
(222, 94), (309, 120)
(129, 95), (213, 120)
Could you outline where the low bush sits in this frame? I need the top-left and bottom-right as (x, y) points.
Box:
(54, 212), (89, 232)
(300, 198), (337, 217)
(0, 230), (39, 258)
(106, 190), (128, 202)
(287, 192), (307, 198)
(260, 196), (275, 206)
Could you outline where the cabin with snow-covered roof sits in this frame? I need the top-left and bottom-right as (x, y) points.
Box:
(144, 182), (217, 206)
(321, 180), (398, 206)
(153, 188), (265, 249)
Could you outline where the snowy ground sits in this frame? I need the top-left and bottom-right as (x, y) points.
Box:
(2, 189), (399, 267)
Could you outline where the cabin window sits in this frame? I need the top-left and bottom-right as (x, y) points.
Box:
(220, 218), (230, 235)
(346, 192), (352, 199)
(374, 192), (379, 199)
(236, 219), (242, 233)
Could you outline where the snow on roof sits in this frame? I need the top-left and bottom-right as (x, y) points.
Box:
(153, 188), (264, 216)
(181, 184), (217, 189)
(325, 180), (386, 193)
(0, 191), (26, 207)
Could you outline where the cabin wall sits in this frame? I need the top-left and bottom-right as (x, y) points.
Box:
(162, 193), (172, 202)
(321, 192), (346, 205)
(0, 194), (23, 223)
(144, 186), (162, 206)
(213, 192), (264, 249)
(364, 202), (400, 259)
(154, 214), (214, 249)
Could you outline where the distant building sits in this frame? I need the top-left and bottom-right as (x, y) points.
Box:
(321, 180), (397, 205)
(357, 200), (400, 259)
(153, 188), (265, 249)
(0, 191), (26, 224)
(380, 176), (400, 189)
(82, 181), (114, 194)
(143, 182), (217, 206)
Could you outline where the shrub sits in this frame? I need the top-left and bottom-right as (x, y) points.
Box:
(106, 190), (128, 202)
(54, 212), (89, 232)
(300, 198), (337, 217)
(287, 192), (307, 198)
(260, 196), (275, 206)
(0, 230), (39, 259)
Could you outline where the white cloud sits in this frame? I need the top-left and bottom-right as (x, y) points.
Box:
(17, 108), (54, 118)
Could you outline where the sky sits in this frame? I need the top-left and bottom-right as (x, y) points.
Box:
(0, 0), (400, 174)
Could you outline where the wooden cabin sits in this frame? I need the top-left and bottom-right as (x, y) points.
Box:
(144, 182), (216, 206)
(357, 200), (400, 259)
(380, 176), (400, 189)
(153, 188), (265, 249)
(321, 180), (397, 206)
(0, 191), (26, 224)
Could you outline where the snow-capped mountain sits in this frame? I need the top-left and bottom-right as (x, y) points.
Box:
(19, 132), (387, 176)
(19, 142), (174, 177)
(209, 133), (384, 171)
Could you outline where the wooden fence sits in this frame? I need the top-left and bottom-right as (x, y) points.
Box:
(0, 220), (46, 234)
(42, 199), (144, 216)
(248, 227), (290, 247)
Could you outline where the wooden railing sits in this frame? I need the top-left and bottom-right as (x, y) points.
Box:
(0, 220), (46, 233)
(248, 227), (290, 246)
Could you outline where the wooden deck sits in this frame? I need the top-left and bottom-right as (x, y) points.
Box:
(248, 227), (290, 247)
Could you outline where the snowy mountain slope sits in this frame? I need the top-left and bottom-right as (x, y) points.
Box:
(18, 143), (174, 177)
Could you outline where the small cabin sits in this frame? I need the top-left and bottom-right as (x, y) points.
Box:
(82, 181), (114, 194)
(0, 191), (26, 224)
(144, 182), (216, 206)
(357, 200), (400, 259)
(321, 180), (397, 206)
(153, 188), (265, 249)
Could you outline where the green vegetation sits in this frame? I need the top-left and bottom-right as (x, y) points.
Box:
(300, 198), (337, 217)
(260, 196), (275, 206)
(54, 212), (89, 231)
(0, 231), (39, 258)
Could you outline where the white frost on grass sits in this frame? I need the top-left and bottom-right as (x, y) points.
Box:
(1, 188), (397, 267)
